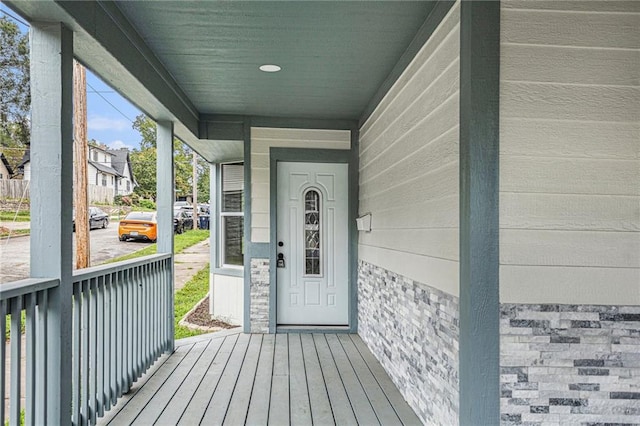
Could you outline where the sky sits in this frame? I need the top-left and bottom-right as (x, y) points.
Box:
(1, 3), (144, 151)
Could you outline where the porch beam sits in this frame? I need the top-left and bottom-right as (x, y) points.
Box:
(29, 21), (74, 424)
(458, 1), (500, 424)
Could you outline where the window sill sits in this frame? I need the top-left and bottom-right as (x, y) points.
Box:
(213, 267), (243, 278)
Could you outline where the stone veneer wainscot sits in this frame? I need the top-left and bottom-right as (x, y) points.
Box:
(250, 258), (270, 333)
(501, 304), (640, 425)
(357, 260), (459, 425)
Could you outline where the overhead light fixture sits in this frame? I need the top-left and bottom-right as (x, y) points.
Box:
(259, 64), (281, 73)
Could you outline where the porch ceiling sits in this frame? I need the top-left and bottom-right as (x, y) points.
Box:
(5, 1), (437, 162)
(114, 1), (435, 121)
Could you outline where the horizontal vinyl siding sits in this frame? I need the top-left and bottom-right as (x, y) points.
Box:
(250, 127), (350, 243)
(358, 2), (460, 296)
(499, 1), (640, 304)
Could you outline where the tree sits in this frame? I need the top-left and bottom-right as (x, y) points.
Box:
(0, 16), (29, 173)
(130, 114), (205, 200)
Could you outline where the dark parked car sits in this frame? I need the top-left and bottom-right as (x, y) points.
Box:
(173, 210), (192, 234)
(73, 207), (109, 231)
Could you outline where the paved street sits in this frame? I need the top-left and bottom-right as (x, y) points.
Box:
(0, 223), (149, 284)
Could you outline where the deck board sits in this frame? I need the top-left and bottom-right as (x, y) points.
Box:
(268, 333), (290, 426)
(200, 333), (251, 424)
(132, 340), (209, 425)
(300, 334), (334, 426)
(154, 336), (225, 425)
(313, 334), (358, 426)
(245, 334), (274, 425)
(223, 334), (263, 426)
(288, 333), (312, 425)
(325, 334), (380, 426)
(177, 333), (238, 425)
(97, 332), (421, 426)
(338, 334), (401, 425)
(105, 344), (191, 425)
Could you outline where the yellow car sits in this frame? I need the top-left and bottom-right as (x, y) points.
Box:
(118, 211), (158, 242)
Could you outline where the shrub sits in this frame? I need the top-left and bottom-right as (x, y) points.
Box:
(138, 199), (156, 210)
(114, 195), (133, 206)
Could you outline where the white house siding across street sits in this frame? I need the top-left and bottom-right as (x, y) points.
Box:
(499, 1), (640, 424)
(357, 3), (460, 425)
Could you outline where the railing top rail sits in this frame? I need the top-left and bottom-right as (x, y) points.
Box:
(72, 252), (172, 282)
(0, 277), (59, 301)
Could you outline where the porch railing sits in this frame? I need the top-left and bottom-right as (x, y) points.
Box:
(1, 277), (59, 425)
(1, 253), (173, 426)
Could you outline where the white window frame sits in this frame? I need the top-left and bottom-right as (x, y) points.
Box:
(218, 162), (244, 269)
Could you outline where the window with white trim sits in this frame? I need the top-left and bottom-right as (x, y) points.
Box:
(220, 163), (244, 267)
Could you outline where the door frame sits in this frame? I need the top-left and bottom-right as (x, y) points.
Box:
(269, 147), (358, 333)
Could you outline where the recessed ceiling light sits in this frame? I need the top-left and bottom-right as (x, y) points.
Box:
(259, 64), (281, 73)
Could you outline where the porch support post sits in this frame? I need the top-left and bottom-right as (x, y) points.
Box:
(459, 1), (500, 424)
(209, 161), (217, 319)
(156, 121), (175, 350)
(29, 22), (74, 424)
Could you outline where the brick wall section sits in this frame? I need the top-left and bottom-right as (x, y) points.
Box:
(250, 258), (270, 333)
(501, 304), (640, 425)
(358, 260), (459, 425)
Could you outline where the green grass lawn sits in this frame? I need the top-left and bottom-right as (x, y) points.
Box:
(0, 211), (30, 222)
(107, 229), (209, 263)
(0, 228), (29, 238)
(174, 265), (210, 340)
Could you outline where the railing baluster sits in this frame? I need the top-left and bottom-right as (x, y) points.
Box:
(25, 293), (36, 425)
(115, 270), (122, 399)
(81, 280), (89, 426)
(10, 296), (23, 426)
(1, 299), (6, 423)
(126, 267), (133, 390)
(90, 278), (98, 425)
(72, 282), (81, 425)
(36, 290), (48, 425)
(104, 273), (112, 411)
(119, 269), (124, 394)
(144, 263), (150, 370)
(152, 261), (158, 360)
(109, 272), (117, 405)
(133, 265), (140, 379)
(97, 275), (105, 418)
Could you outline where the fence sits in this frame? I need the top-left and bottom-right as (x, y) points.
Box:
(0, 181), (115, 204)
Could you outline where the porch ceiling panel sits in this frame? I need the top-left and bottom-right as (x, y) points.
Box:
(114, 1), (437, 120)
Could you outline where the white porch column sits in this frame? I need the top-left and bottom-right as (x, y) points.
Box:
(156, 121), (175, 351)
(29, 22), (74, 424)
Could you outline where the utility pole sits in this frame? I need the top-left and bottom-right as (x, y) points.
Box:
(192, 150), (198, 230)
(73, 60), (90, 268)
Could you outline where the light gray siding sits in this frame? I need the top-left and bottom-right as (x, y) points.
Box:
(358, 2), (460, 296)
(357, 3), (461, 425)
(499, 0), (640, 304)
(250, 127), (350, 243)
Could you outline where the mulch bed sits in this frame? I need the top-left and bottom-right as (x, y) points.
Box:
(184, 297), (239, 330)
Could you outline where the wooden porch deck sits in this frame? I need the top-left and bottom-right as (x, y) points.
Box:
(98, 330), (421, 425)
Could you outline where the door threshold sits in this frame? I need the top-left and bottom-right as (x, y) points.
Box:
(276, 325), (351, 334)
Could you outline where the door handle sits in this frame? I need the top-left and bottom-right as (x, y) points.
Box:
(277, 253), (285, 268)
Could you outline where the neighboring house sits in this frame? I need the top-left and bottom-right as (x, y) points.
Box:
(107, 148), (136, 196)
(0, 153), (13, 179)
(4, 1), (639, 425)
(16, 148), (30, 180)
(87, 144), (120, 191)
(19, 145), (126, 203)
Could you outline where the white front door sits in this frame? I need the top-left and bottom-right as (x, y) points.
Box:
(276, 162), (349, 325)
